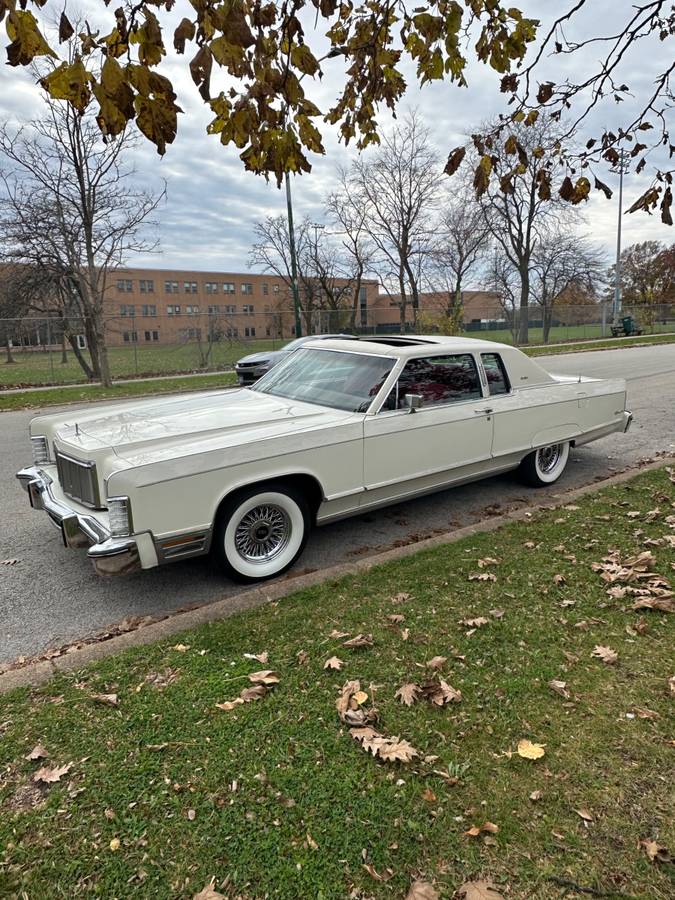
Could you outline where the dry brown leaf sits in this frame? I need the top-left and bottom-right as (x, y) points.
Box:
(350, 726), (419, 763)
(668, 675), (675, 696)
(553, 574), (566, 585)
(343, 633), (374, 648)
(548, 679), (570, 699)
(387, 614), (405, 623)
(244, 651), (269, 664)
(329, 629), (350, 639)
(306, 831), (318, 850)
(352, 690), (369, 705)
(172, 644), (190, 652)
(421, 787), (437, 803)
(401, 627), (410, 640)
(575, 807), (594, 823)
(426, 655), (447, 669)
(33, 762), (71, 784)
(461, 616), (489, 628)
(395, 683), (421, 706)
(323, 656), (344, 671)
(457, 880), (505, 900)
(421, 677), (462, 706)
(363, 862), (393, 881)
(215, 698), (244, 711)
(469, 572), (497, 582)
(632, 706), (660, 719)
(639, 838), (671, 863)
(296, 649), (309, 666)
(632, 597), (675, 613)
(25, 743), (48, 760)
(517, 739), (545, 760)
(465, 821), (499, 837)
(239, 684), (269, 702)
(109, 837), (120, 852)
(478, 557), (500, 568)
(405, 881), (439, 900)
(592, 645), (618, 665)
(529, 790), (543, 801)
(391, 591), (411, 603)
(91, 692), (119, 707)
(187, 808), (196, 821)
(523, 541), (536, 549)
(489, 608), (505, 619)
(248, 669), (280, 685)
(193, 879), (226, 900)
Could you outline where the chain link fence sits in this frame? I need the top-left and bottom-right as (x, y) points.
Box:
(1, 303), (673, 388)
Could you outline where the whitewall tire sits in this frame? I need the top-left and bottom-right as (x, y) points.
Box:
(213, 484), (310, 582)
(518, 441), (570, 487)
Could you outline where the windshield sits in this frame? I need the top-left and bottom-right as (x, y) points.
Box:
(252, 348), (395, 412)
(281, 337), (311, 352)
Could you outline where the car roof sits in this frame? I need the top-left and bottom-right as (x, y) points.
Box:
(303, 335), (513, 358)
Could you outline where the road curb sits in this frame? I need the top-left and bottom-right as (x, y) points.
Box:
(2, 456), (673, 695)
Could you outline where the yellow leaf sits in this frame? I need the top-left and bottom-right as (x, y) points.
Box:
(517, 739), (545, 760)
(109, 838), (120, 851)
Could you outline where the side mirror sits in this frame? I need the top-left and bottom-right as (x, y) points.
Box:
(404, 393), (423, 413)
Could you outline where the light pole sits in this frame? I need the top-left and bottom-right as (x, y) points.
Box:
(284, 172), (303, 337)
(611, 148), (629, 326)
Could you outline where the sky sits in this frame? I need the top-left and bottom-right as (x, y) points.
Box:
(0, 0), (672, 279)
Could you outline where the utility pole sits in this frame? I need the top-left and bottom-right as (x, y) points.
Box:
(611, 148), (629, 326)
(285, 172), (303, 337)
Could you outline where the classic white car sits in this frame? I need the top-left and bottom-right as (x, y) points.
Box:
(17, 336), (631, 582)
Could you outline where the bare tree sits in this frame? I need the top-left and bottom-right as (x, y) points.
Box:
(0, 68), (164, 385)
(487, 251), (520, 341)
(348, 112), (441, 329)
(530, 234), (605, 342)
(474, 115), (581, 344)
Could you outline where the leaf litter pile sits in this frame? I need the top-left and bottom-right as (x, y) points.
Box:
(0, 468), (674, 899)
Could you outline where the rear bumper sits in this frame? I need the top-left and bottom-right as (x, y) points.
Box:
(16, 466), (141, 576)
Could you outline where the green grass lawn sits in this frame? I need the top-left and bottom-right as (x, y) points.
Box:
(0, 372), (237, 412)
(1, 468), (673, 899)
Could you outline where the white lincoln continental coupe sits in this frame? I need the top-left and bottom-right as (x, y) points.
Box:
(17, 336), (632, 582)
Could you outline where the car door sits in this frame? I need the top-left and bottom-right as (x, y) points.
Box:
(362, 352), (494, 501)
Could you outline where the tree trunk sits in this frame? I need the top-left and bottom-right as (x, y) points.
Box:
(518, 265), (530, 345)
(542, 304), (553, 343)
(398, 268), (407, 332)
(60, 331), (68, 364)
(5, 337), (14, 364)
(66, 332), (95, 380)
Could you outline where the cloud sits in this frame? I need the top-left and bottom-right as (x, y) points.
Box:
(0, 0), (671, 273)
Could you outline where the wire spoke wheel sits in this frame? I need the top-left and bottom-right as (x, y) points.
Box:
(233, 503), (291, 563)
(536, 443), (562, 474)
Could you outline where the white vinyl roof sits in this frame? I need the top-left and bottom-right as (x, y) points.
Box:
(307, 335), (513, 359)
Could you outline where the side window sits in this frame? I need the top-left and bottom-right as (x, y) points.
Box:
(382, 354), (482, 410)
(481, 353), (510, 395)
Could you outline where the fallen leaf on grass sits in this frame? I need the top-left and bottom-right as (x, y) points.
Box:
(529, 790), (543, 801)
(553, 574), (566, 585)
(575, 807), (594, 824)
(215, 698), (244, 711)
(631, 706), (660, 719)
(517, 739), (545, 760)
(421, 677), (461, 706)
(489, 608), (505, 619)
(639, 838), (672, 863)
(296, 650), (309, 666)
(248, 670), (279, 686)
(469, 572), (497, 582)
(426, 655), (447, 669)
(669, 675), (675, 696)
(548, 679), (570, 699)
(523, 541), (536, 549)
(387, 614), (405, 623)
(25, 743), (48, 760)
(401, 627), (410, 640)
(109, 837), (120, 851)
(187, 808), (196, 821)
(478, 557), (500, 568)
(323, 656), (343, 671)
(421, 787), (437, 803)
(336, 680), (377, 727)
(405, 881), (439, 900)
(632, 597), (675, 613)
(193, 879), (225, 900)
(343, 633), (374, 649)
(395, 683), (421, 706)
(91, 692), (119, 707)
(592, 645), (618, 665)
(244, 651), (269, 664)
(350, 726), (419, 763)
(329, 629), (350, 639)
(216, 682), (272, 711)
(363, 862), (393, 881)
(306, 831), (318, 850)
(33, 763), (71, 784)
(461, 617), (489, 628)
(457, 880), (505, 900)
(465, 821), (499, 837)
(391, 591), (411, 603)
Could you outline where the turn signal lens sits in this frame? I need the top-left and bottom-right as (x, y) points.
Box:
(107, 496), (133, 537)
(30, 436), (50, 465)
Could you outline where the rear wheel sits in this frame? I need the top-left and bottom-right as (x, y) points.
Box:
(213, 483), (310, 582)
(518, 441), (570, 487)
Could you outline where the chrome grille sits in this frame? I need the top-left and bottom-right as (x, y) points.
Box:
(55, 450), (101, 508)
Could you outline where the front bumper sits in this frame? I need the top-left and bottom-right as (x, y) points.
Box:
(16, 466), (141, 576)
(235, 365), (270, 385)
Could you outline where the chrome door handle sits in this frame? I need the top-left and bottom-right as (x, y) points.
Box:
(474, 407), (494, 414)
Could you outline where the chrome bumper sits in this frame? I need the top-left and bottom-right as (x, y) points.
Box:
(16, 466), (141, 576)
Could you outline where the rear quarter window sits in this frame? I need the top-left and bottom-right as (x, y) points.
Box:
(481, 353), (510, 395)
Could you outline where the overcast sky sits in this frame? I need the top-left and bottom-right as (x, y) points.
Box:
(0, 0), (672, 278)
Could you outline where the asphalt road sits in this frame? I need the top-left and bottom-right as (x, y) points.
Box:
(1, 343), (674, 665)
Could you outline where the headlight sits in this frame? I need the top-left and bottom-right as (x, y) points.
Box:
(107, 496), (133, 537)
(30, 435), (51, 465)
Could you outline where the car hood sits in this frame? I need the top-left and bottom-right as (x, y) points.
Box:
(51, 387), (354, 465)
(236, 350), (287, 365)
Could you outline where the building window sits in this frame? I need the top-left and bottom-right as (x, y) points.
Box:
(223, 282), (235, 294)
(141, 304), (156, 317)
(224, 304), (236, 314)
(139, 279), (154, 293)
(120, 304), (136, 317)
(244, 326), (256, 337)
(184, 281), (198, 294)
(208, 304), (220, 315)
(205, 282), (219, 294)
(242, 304), (254, 316)
(117, 279), (133, 292)
(144, 329), (159, 342)
(167, 305), (181, 316)
(185, 327), (202, 339)
(165, 280), (179, 294)
(262, 283), (269, 295)
(123, 331), (138, 343)
(241, 283), (253, 295)
(273, 283), (280, 293)
(186, 304), (200, 315)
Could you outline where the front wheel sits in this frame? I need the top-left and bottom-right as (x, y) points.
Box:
(518, 441), (570, 487)
(212, 483), (310, 582)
